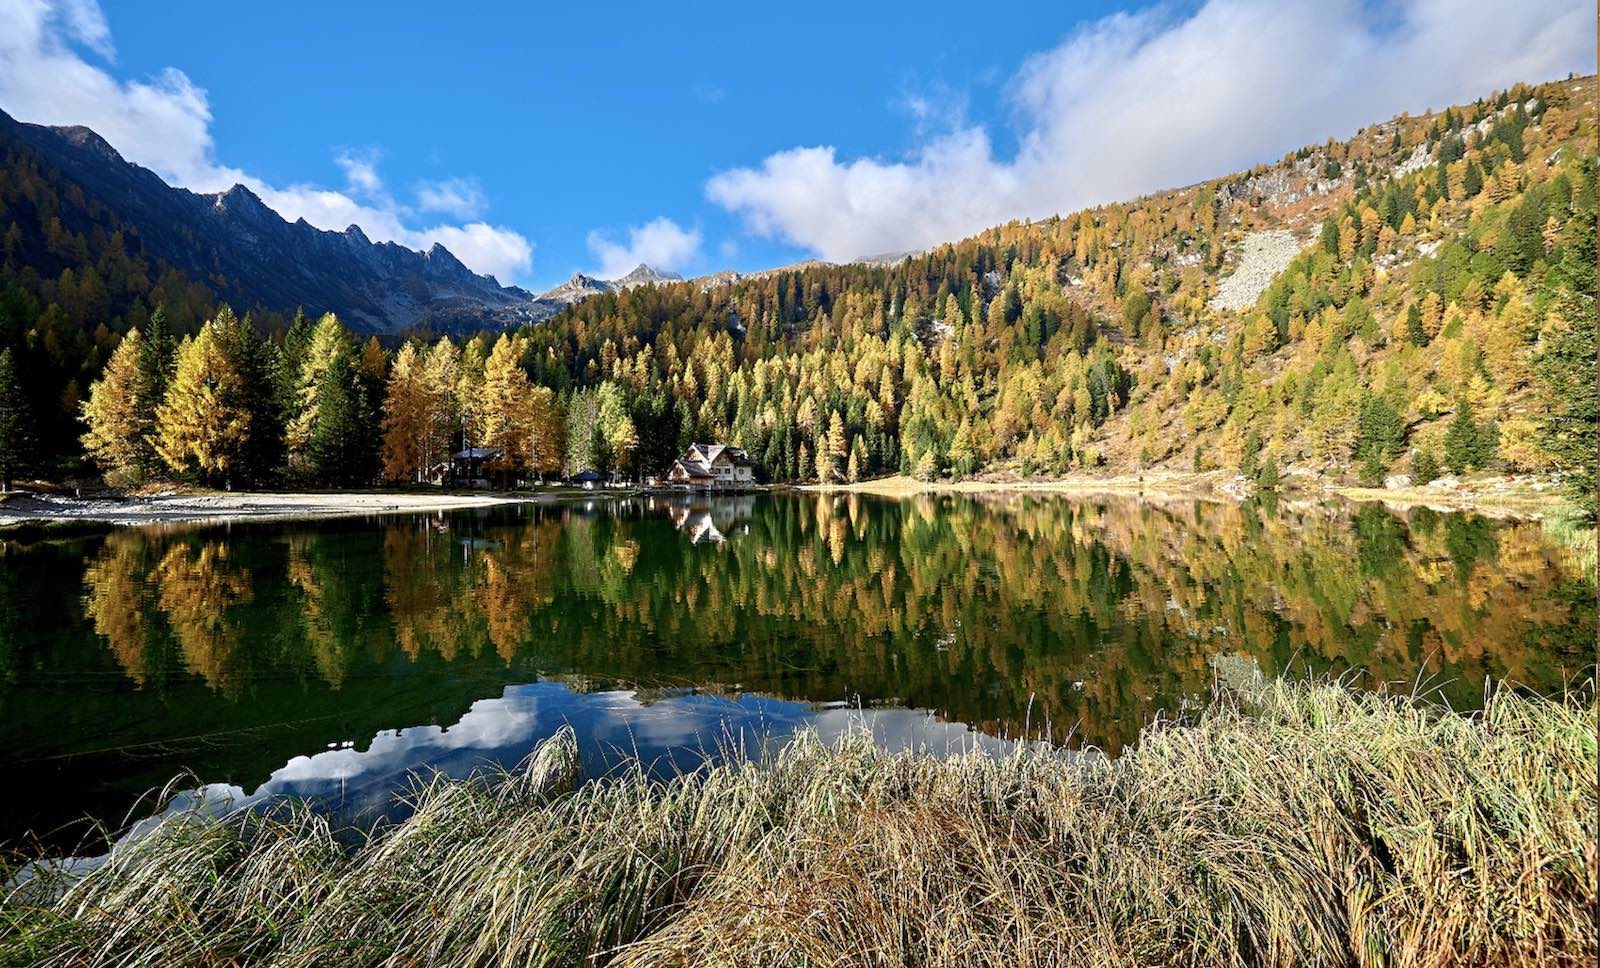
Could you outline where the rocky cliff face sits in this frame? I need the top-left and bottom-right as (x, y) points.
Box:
(526, 263), (685, 320)
(0, 109), (537, 335)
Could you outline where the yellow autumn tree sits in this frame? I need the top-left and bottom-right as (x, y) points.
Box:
(478, 333), (532, 483)
(526, 384), (563, 481)
(153, 321), (251, 485)
(81, 327), (153, 483)
(455, 334), (489, 450)
(381, 343), (440, 482)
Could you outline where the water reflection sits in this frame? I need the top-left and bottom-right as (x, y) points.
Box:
(0, 492), (1590, 848)
(143, 684), (1016, 837)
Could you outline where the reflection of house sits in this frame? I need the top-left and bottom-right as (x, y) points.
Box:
(664, 496), (756, 544)
(666, 443), (755, 490)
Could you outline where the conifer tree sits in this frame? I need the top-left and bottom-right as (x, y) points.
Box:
(479, 334), (533, 485)
(1535, 209), (1598, 519)
(81, 328), (156, 483)
(154, 321), (252, 487)
(1256, 455), (1279, 490)
(1443, 401), (1498, 474)
(381, 343), (435, 483)
(527, 385), (563, 482)
(424, 337), (461, 452)
(1411, 449), (1440, 483)
(0, 348), (30, 490)
(597, 382), (637, 480)
(220, 310), (284, 486)
(287, 314), (370, 484)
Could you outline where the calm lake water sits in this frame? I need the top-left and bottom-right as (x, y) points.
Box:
(0, 492), (1591, 851)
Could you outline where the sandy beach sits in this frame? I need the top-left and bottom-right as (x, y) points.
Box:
(0, 490), (546, 529)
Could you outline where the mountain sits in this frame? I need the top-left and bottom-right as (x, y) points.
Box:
(527, 263), (683, 319)
(5, 76), (1595, 500)
(521, 75), (1595, 498)
(614, 263), (683, 289)
(0, 108), (536, 335)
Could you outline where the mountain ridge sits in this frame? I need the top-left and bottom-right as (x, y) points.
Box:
(0, 107), (536, 335)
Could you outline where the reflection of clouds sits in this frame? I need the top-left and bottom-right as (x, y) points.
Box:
(809, 707), (1033, 758)
(43, 682), (1040, 880)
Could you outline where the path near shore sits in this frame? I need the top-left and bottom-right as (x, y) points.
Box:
(0, 491), (545, 528)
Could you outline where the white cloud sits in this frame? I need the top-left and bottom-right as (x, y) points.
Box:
(334, 148), (384, 197)
(708, 0), (1595, 262)
(416, 176), (487, 219)
(586, 217), (702, 279)
(0, 0), (535, 282)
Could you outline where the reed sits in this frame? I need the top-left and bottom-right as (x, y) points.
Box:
(3, 675), (1594, 967)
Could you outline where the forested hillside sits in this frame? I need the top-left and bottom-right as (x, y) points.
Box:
(14, 76), (1598, 515)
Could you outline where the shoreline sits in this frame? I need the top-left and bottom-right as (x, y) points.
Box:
(804, 472), (1569, 518)
(0, 490), (555, 531)
(0, 470), (1570, 532)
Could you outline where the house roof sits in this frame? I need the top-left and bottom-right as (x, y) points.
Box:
(672, 459), (713, 479)
(689, 443), (754, 466)
(453, 447), (501, 460)
(571, 470), (602, 481)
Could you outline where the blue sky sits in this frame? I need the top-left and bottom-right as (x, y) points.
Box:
(0, 1), (1592, 290)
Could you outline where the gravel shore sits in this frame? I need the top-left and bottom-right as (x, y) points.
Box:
(0, 491), (540, 528)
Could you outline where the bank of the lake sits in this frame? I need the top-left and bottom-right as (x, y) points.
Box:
(0, 489), (564, 530)
(808, 471), (1574, 518)
(4, 676), (1593, 968)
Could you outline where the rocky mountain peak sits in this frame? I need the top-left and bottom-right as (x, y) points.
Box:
(211, 184), (278, 226)
(54, 124), (123, 163)
(614, 263), (683, 289)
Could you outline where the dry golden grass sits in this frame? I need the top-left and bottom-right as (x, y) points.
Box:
(3, 676), (1594, 967)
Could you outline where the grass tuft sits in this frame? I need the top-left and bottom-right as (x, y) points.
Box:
(2, 681), (1594, 967)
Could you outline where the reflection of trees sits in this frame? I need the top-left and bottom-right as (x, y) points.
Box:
(82, 533), (156, 686)
(72, 496), (1590, 753)
(152, 541), (252, 695)
(383, 522), (470, 661)
(477, 522), (560, 664)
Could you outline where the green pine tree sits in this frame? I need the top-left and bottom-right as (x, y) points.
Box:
(1535, 199), (1598, 519)
(1256, 455), (1279, 490)
(0, 348), (31, 490)
(1405, 303), (1428, 347)
(1444, 402), (1481, 475)
(1357, 447), (1388, 487)
(1411, 449), (1440, 484)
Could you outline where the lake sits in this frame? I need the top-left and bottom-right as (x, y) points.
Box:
(0, 492), (1591, 852)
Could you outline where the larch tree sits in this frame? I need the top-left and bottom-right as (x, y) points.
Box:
(455, 335), (489, 452)
(526, 385), (563, 481)
(423, 337), (461, 455)
(596, 381), (637, 480)
(478, 334), (533, 484)
(81, 327), (156, 483)
(827, 410), (848, 469)
(381, 343), (434, 483)
(153, 321), (252, 487)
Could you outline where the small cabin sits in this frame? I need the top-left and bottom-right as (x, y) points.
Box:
(666, 443), (755, 490)
(436, 447), (500, 488)
(570, 470), (602, 490)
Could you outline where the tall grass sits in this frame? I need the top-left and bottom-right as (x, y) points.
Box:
(1543, 509), (1597, 580)
(2, 677), (1594, 967)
